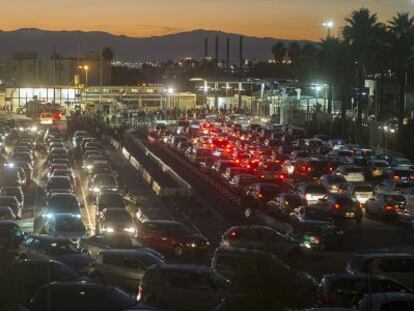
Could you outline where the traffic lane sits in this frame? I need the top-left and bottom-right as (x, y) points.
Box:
(74, 159), (94, 232)
(103, 142), (173, 220)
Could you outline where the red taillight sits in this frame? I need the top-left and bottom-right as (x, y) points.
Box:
(359, 203), (363, 209)
(329, 166), (333, 172)
(410, 176), (414, 180)
(334, 203), (340, 209)
(229, 231), (237, 238)
(385, 205), (394, 210)
(278, 173), (286, 179)
(307, 167), (312, 172)
(393, 175), (400, 180)
(312, 236), (321, 244)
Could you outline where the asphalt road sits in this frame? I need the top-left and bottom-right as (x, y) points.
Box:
(11, 129), (414, 280)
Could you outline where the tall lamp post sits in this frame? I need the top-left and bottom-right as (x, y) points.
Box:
(322, 21), (334, 38)
(79, 65), (89, 111)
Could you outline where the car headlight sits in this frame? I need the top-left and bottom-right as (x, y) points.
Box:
(86, 165), (93, 170)
(46, 213), (53, 219)
(19, 127), (24, 132)
(92, 187), (100, 193)
(124, 227), (136, 233)
(186, 242), (197, 248)
(6, 162), (14, 168)
(30, 126), (37, 132)
(305, 194), (312, 200)
(75, 214), (82, 219)
(111, 187), (118, 191)
(102, 227), (114, 233)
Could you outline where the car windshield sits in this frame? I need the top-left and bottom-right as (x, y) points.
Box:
(107, 210), (131, 222)
(106, 235), (141, 248)
(47, 196), (79, 213)
(49, 178), (71, 188)
(100, 194), (124, 208)
(163, 223), (193, 235)
(46, 241), (79, 255)
(327, 176), (345, 183)
(337, 197), (357, 207)
(55, 217), (85, 231)
(95, 175), (116, 185)
(354, 185), (373, 192)
(306, 185), (327, 193)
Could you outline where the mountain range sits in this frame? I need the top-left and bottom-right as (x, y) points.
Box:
(0, 28), (316, 62)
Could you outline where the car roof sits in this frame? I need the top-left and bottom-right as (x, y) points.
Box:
(352, 252), (414, 259)
(31, 234), (70, 242)
(99, 249), (155, 256)
(148, 264), (213, 273)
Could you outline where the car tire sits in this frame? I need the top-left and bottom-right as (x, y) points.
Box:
(174, 244), (184, 256)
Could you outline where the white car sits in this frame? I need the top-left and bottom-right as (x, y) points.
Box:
(334, 165), (365, 182)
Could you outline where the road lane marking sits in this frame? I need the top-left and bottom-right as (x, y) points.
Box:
(74, 160), (93, 231)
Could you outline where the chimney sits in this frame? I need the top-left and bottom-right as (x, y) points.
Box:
(226, 37), (230, 70)
(215, 35), (219, 64)
(204, 38), (208, 58)
(239, 35), (244, 76)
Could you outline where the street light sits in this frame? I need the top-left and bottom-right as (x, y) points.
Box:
(78, 65), (89, 87)
(322, 20), (334, 37)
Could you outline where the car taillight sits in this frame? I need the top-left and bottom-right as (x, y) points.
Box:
(229, 231), (237, 238)
(334, 203), (340, 209)
(385, 205), (394, 210)
(393, 175), (400, 180)
(358, 203), (363, 209)
(278, 173), (286, 180)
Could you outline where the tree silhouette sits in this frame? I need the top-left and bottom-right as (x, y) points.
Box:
(272, 41), (286, 63)
(102, 47), (115, 62)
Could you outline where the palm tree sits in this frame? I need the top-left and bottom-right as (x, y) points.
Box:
(342, 8), (385, 128)
(388, 12), (414, 125)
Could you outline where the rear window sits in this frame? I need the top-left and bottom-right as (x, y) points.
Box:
(354, 185), (373, 192)
(346, 167), (364, 173)
(378, 258), (414, 272)
(338, 151), (353, 157)
(305, 185), (327, 193)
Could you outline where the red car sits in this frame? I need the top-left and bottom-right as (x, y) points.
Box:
(137, 220), (210, 257)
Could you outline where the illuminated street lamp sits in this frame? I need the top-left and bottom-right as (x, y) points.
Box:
(78, 65), (89, 87)
(322, 20), (334, 37)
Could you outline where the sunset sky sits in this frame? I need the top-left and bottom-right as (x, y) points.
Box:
(1, 0), (412, 40)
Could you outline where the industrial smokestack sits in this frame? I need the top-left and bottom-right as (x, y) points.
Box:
(226, 38), (230, 70)
(215, 36), (219, 64)
(239, 35), (244, 76)
(204, 38), (208, 58)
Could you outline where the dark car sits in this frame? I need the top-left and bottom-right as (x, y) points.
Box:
(0, 186), (24, 206)
(46, 176), (74, 194)
(95, 192), (125, 216)
(89, 173), (119, 196)
(0, 220), (26, 253)
(365, 193), (407, 220)
(320, 273), (412, 307)
(220, 225), (304, 263)
(266, 193), (308, 219)
(89, 249), (164, 292)
(316, 193), (363, 224)
(0, 196), (22, 219)
(29, 282), (147, 311)
(42, 193), (82, 217)
(289, 206), (343, 250)
(211, 246), (318, 309)
(138, 220), (210, 257)
(138, 264), (227, 311)
(244, 182), (282, 209)
(79, 232), (162, 260)
(10, 259), (85, 306)
(97, 208), (135, 235)
(18, 235), (91, 274)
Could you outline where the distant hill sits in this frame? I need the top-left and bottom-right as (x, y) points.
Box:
(0, 28), (317, 62)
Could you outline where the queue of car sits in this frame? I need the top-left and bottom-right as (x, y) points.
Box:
(1, 116), (414, 310)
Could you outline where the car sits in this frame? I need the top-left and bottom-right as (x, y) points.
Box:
(95, 192), (125, 217)
(228, 173), (258, 190)
(0, 220), (26, 252)
(288, 207), (343, 250)
(266, 193), (308, 219)
(29, 282), (148, 311)
(319, 273), (412, 308)
(44, 213), (87, 242)
(220, 225), (305, 263)
(383, 166), (414, 181)
(18, 235), (91, 273)
(138, 220), (210, 257)
(222, 167), (250, 182)
(338, 182), (374, 204)
(292, 158), (336, 179)
(366, 160), (389, 178)
(72, 130), (89, 148)
(138, 264), (227, 311)
(79, 232), (162, 260)
(365, 193), (407, 220)
(10, 259), (86, 306)
(334, 165), (365, 182)
(296, 182), (328, 205)
(357, 292), (414, 311)
(89, 173), (119, 196)
(42, 193), (82, 217)
(0, 206), (16, 220)
(89, 249), (165, 292)
(0, 167), (25, 187)
(375, 179), (414, 193)
(50, 169), (77, 189)
(211, 246), (318, 309)
(319, 174), (347, 193)
(0, 186), (24, 206)
(0, 196), (22, 219)
(316, 194), (363, 224)
(97, 208), (135, 235)
(244, 182), (282, 209)
(391, 157), (414, 169)
(346, 253), (414, 289)
(46, 176), (74, 194)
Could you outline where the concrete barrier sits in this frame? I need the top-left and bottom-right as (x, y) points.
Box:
(124, 130), (193, 196)
(142, 169), (153, 185)
(129, 155), (142, 172)
(121, 147), (131, 161)
(152, 180), (179, 197)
